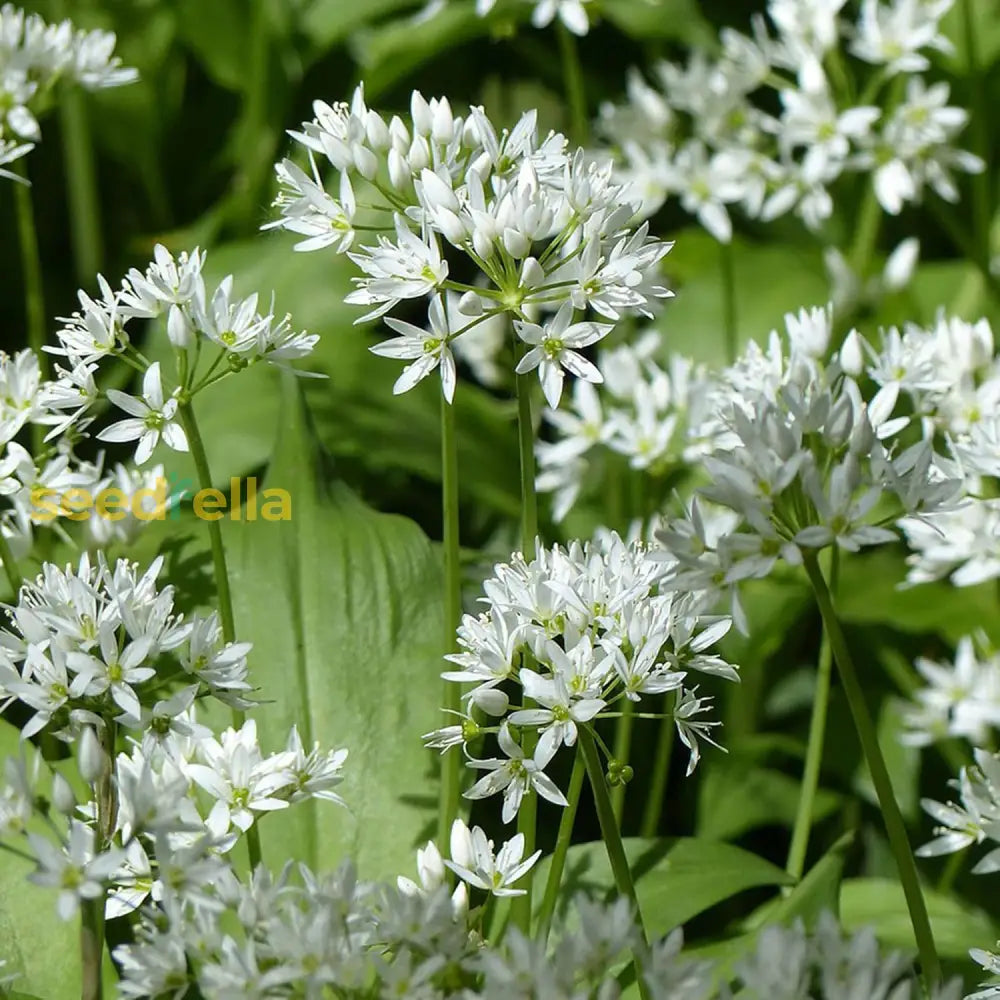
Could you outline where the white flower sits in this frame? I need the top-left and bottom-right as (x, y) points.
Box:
(98, 362), (188, 464)
(514, 301), (610, 408)
(27, 820), (123, 921)
(444, 824), (541, 897)
(464, 721), (569, 822)
(369, 293), (457, 401)
(508, 667), (605, 765)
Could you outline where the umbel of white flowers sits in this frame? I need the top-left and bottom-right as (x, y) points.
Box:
(268, 85), (673, 407)
(424, 530), (738, 824)
(595, 0), (981, 244)
(0, 3), (137, 179)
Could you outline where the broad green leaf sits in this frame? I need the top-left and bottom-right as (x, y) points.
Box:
(0, 720), (80, 998)
(533, 837), (792, 939)
(835, 548), (1000, 644)
(683, 834), (854, 981)
(656, 230), (830, 367)
(697, 762), (843, 842)
(840, 877), (998, 960)
(224, 376), (444, 879)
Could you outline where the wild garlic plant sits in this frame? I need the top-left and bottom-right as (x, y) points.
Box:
(4, 0), (1000, 996)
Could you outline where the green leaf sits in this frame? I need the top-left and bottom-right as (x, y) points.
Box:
(174, 0), (249, 91)
(533, 837), (791, 939)
(840, 877), (998, 960)
(0, 720), (80, 998)
(697, 762), (843, 842)
(599, 0), (715, 44)
(224, 376), (444, 879)
(835, 548), (1000, 644)
(350, 1), (495, 99)
(683, 833), (854, 979)
(656, 231), (831, 367)
(300, 0), (422, 51)
(939, 0), (1000, 72)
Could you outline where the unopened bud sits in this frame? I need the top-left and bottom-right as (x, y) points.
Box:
(167, 304), (192, 349)
(470, 687), (509, 716)
(457, 291), (484, 317)
(78, 726), (107, 784)
(51, 772), (77, 816)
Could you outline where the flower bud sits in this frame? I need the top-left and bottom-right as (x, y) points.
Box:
(78, 726), (107, 784)
(470, 687), (509, 716)
(51, 772), (77, 816)
(839, 329), (864, 375)
(167, 304), (193, 349)
(457, 291), (484, 317)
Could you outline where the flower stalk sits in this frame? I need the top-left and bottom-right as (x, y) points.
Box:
(537, 746), (585, 942)
(802, 551), (940, 990)
(786, 549), (838, 881)
(177, 399), (262, 874)
(438, 394), (463, 845)
(579, 725), (653, 1000)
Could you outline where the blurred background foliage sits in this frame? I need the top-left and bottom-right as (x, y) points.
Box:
(4, 0), (1000, 988)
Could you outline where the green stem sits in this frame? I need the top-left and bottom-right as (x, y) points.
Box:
(80, 896), (103, 1000)
(511, 343), (540, 934)
(720, 240), (738, 364)
(13, 161), (48, 455)
(802, 552), (940, 990)
(927, 197), (1000, 309)
(960, 0), (991, 264)
(0, 528), (23, 598)
(610, 698), (634, 826)
(513, 354), (539, 559)
(786, 550), (839, 881)
(438, 395), (463, 846)
(579, 726), (652, 1000)
(556, 21), (588, 146)
(537, 747), (585, 943)
(849, 182), (882, 280)
(178, 401), (262, 873)
(639, 691), (675, 838)
(57, 83), (104, 280)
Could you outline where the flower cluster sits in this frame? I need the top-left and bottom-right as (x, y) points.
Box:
(536, 329), (713, 520)
(651, 304), (961, 625)
(269, 85), (672, 405)
(919, 751), (1000, 997)
(902, 633), (1000, 749)
(0, 552), (253, 734)
(0, 552), (347, 927)
(104, 853), (958, 1000)
(426, 531), (737, 823)
(595, 0), (980, 244)
(837, 313), (1000, 588)
(0, 3), (137, 178)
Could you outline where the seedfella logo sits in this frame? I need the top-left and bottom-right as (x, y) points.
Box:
(30, 475), (292, 523)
